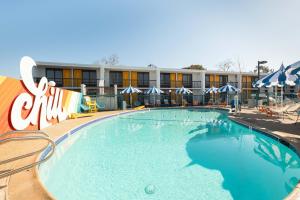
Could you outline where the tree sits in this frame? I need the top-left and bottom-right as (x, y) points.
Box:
(183, 64), (206, 70)
(254, 65), (273, 73)
(94, 54), (119, 65)
(102, 54), (119, 65)
(218, 59), (234, 71)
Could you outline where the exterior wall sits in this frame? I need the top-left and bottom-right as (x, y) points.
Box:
(149, 71), (156, 87)
(228, 74), (237, 82)
(104, 69), (110, 87)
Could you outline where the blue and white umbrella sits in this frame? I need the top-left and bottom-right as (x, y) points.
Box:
(253, 64), (290, 107)
(120, 86), (142, 94)
(218, 84), (240, 106)
(253, 64), (286, 88)
(145, 86), (164, 94)
(205, 87), (219, 104)
(175, 87), (193, 106)
(285, 61), (300, 86)
(145, 86), (164, 106)
(205, 87), (219, 94)
(175, 87), (193, 94)
(218, 84), (240, 93)
(120, 86), (142, 108)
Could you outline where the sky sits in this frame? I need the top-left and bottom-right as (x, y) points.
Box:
(1, 0), (300, 78)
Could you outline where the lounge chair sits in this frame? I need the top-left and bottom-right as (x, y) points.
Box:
(84, 96), (97, 112)
(193, 100), (199, 106)
(182, 99), (188, 107)
(134, 101), (141, 107)
(144, 99), (150, 108)
(96, 101), (106, 111)
(163, 99), (169, 107)
(219, 102), (227, 107)
(171, 99), (178, 106)
(156, 99), (161, 106)
(80, 104), (90, 112)
(284, 103), (300, 122)
(266, 104), (291, 119)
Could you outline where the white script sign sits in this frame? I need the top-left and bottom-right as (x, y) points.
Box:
(10, 56), (68, 130)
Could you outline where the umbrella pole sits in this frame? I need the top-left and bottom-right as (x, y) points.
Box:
(130, 94), (132, 108)
(227, 93), (228, 106)
(154, 94), (156, 107)
(281, 87), (283, 107)
(275, 86), (277, 106)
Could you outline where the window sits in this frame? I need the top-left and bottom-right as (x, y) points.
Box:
(219, 75), (228, 87)
(46, 68), (63, 87)
(137, 72), (149, 87)
(205, 75), (210, 88)
(110, 71), (123, 87)
(82, 70), (97, 87)
(160, 73), (170, 88)
(182, 74), (192, 88)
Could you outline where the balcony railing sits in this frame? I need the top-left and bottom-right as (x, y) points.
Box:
(110, 79), (156, 88)
(242, 82), (256, 89)
(205, 81), (238, 88)
(160, 81), (201, 88)
(34, 77), (99, 88)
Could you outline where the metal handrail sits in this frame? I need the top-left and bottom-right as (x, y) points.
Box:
(0, 130), (55, 179)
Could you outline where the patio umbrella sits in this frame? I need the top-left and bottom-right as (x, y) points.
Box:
(120, 85), (142, 108)
(145, 86), (164, 106)
(205, 86), (219, 104)
(285, 61), (300, 86)
(253, 64), (287, 107)
(218, 84), (240, 106)
(176, 87), (193, 106)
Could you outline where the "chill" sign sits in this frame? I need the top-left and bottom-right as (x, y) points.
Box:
(10, 57), (68, 130)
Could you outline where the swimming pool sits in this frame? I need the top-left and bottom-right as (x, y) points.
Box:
(39, 108), (300, 200)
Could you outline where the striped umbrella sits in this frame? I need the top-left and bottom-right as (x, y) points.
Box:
(145, 86), (164, 94)
(205, 87), (219, 104)
(253, 64), (287, 107)
(120, 86), (142, 108)
(120, 86), (142, 94)
(286, 60), (300, 76)
(218, 84), (240, 105)
(205, 87), (219, 94)
(285, 61), (300, 86)
(253, 64), (286, 88)
(176, 87), (193, 106)
(218, 84), (240, 93)
(175, 87), (193, 94)
(145, 86), (164, 106)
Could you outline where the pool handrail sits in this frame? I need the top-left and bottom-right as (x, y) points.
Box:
(0, 130), (55, 179)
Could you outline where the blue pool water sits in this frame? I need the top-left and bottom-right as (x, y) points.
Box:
(39, 109), (300, 200)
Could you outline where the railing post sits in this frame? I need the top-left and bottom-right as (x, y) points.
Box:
(81, 84), (86, 95)
(114, 84), (118, 110)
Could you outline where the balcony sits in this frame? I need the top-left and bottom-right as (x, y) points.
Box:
(34, 77), (99, 88)
(160, 81), (201, 88)
(110, 79), (156, 88)
(205, 81), (238, 88)
(242, 82), (255, 89)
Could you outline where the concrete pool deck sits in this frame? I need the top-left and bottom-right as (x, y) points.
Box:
(0, 107), (300, 200)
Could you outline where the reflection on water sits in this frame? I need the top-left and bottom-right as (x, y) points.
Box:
(185, 120), (300, 200)
(254, 136), (300, 172)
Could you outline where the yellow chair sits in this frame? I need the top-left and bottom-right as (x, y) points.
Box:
(84, 96), (97, 112)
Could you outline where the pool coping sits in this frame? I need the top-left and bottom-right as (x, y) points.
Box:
(35, 107), (300, 200)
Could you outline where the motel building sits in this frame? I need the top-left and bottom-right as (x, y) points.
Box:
(32, 61), (298, 107)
